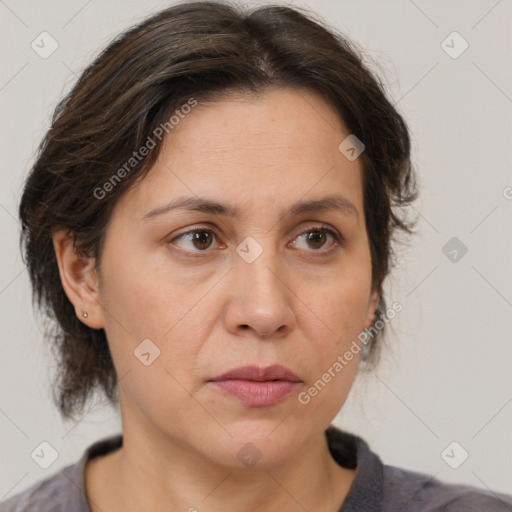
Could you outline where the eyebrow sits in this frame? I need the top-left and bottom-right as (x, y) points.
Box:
(142, 194), (359, 222)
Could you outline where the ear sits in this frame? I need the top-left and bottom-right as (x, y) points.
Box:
(52, 229), (105, 329)
(364, 288), (381, 330)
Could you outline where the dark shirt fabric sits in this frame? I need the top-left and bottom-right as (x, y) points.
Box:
(1, 425), (511, 511)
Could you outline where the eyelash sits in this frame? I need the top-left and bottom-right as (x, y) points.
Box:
(167, 224), (344, 256)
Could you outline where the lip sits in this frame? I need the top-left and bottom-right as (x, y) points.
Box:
(210, 364), (301, 383)
(208, 365), (302, 407)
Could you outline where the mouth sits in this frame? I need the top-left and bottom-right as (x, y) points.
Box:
(208, 364), (302, 407)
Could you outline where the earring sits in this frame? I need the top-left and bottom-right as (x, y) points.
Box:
(81, 311), (88, 318)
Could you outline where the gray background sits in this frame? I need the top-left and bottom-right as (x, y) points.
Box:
(1, 0), (511, 500)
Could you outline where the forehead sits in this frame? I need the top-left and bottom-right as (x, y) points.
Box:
(165, 88), (348, 156)
(120, 88), (365, 220)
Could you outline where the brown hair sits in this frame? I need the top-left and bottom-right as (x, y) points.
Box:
(19, 0), (418, 421)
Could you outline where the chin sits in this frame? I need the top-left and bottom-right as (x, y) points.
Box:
(202, 420), (309, 470)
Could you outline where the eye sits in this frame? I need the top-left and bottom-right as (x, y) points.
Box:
(290, 226), (342, 252)
(167, 225), (342, 255)
(170, 228), (220, 252)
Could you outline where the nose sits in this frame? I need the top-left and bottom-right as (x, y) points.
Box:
(223, 241), (296, 339)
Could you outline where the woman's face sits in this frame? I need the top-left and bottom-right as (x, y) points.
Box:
(87, 88), (379, 468)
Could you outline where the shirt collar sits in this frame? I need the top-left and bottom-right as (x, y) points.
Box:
(325, 425), (384, 511)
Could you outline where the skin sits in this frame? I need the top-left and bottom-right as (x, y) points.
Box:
(53, 87), (380, 512)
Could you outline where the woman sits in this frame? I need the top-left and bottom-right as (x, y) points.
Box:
(2, 1), (511, 511)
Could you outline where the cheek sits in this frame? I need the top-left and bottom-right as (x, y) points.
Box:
(97, 243), (217, 382)
(298, 352), (360, 415)
(289, 256), (371, 406)
(297, 290), (367, 421)
(97, 249), (207, 425)
(297, 256), (372, 343)
(98, 241), (198, 340)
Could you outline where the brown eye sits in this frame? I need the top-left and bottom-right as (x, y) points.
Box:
(305, 230), (328, 249)
(172, 229), (216, 251)
(292, 227), (341, 252)
(191, 230), (214, 250)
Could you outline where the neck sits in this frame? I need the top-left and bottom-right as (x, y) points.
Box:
(86, 425), (355, 512)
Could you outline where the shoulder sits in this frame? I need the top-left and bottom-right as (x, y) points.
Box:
(0, 466), (76, 512)
(325, 425), (512, 511)
(0, 434), (122, 512)
(382, 464), (512, 511)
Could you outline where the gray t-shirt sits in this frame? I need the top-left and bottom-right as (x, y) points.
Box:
(1, 425), (511, 511)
